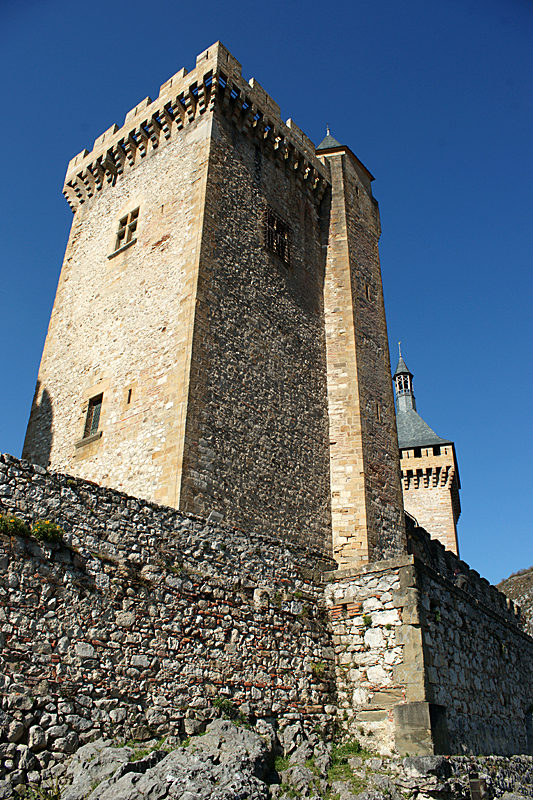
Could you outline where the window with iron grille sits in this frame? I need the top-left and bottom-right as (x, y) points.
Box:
(115, 208), (139, 251)
(264, 207), (291, 266)
(84, 394), (103, 438)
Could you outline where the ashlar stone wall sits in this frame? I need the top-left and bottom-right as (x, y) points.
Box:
(322, 147), (405, 567)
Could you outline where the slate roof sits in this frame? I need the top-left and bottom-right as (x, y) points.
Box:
(393, 355), (410, 378)
(393, 353), (452, 449)
(396, 409), (451, 450)
(316, 132), (342, 151)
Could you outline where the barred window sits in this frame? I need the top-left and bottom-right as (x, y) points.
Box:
(115, 208), (139, 251)
(264, 207), (291, 266)
(84, 394), (103, 438)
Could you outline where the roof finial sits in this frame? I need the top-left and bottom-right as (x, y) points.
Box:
(326, 124), (330, 136)
(398, 341), (402, 358)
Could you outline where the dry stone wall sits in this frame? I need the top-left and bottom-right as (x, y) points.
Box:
(2, 452), (533, 778)
(0, 454), (336, 786)
(417, 562), (533, 755)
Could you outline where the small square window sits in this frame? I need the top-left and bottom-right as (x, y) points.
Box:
(114, 208), (139, 252)
(264, 206), (291, 266)
(84, 394), (103, 438)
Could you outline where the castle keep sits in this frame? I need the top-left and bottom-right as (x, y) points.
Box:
(4, 43), (533, 775)
(22, 42), (404, 567)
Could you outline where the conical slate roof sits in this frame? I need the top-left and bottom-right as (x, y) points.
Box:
(394, 350), (452, 449)
(316, 128), (342, 151)
(396, 410), (451, 450)
(393, 355), (411, 378)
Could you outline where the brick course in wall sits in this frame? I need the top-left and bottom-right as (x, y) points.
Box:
(0, 454), (336, 785)
(2, 454), (533, 771)
(325, 524), (533, 756)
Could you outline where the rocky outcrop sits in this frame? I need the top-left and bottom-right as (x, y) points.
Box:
(498, 568), (533, 638)
(2, 719), (533, 799)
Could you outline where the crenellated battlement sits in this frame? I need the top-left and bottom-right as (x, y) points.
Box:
(63, 42), (330, 212)
(406, 517), (522, 625)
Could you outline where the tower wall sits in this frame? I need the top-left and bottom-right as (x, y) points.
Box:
(23, 41), (406, 563)
(322, 149), (405, 566)
(177, 111), (332, 549)
(23, 111), (211, 506)
(23, 43), (334, 554)
(400, 445), (460, 555)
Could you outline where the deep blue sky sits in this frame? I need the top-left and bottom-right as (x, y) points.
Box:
(1, 0), (531, 584)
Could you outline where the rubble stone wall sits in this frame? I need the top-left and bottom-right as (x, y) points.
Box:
(324, 558), (410, 755)
(0, 454), (336, 785)
(177, 108), (332, 551)
(326, 537), (533, 757)
(417, 560), (533, 755)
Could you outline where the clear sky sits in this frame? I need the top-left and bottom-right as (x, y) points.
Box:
(1, 0), (531, 585)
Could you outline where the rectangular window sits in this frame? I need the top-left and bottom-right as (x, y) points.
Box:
(264, 206), (291, 266)
(84, 394), (103, 438)
(115, 208), (139, 251)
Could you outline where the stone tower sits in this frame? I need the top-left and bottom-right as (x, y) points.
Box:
(23, 43), (405, 564)
(394, 352), (460, 554)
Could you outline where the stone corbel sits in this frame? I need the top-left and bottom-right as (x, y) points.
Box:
(240, 103), (255, 136)
(134, 125), (150, 158)
(197, 81), (207, 115)
(208, 74), (219, 112)
(62, 183), (79, 212)
(172, 98), (186, 131)
(102, 151), (118, 184)
(220, 80), (233, 114)
(146, 116), (161, 149)
(250, 114), (265, 140)
(273, 136), (287, 166)
(79, 168), (95, 199)
(123, 135), (137, 168)
(314, 175), (328, 204)
(88, 160), (105, 192)
(182, 88), (197, 123)
(70, 176), (87, 206)
(159, 105), (174, 140)
(112, 142), (127, 175)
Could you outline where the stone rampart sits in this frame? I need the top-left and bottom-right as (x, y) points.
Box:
(2, 452), (533, 782)
(0, 454), (336, 785)
(325, 527), (533, 756)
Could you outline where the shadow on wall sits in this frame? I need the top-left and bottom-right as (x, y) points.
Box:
(22, 381), (53, 467)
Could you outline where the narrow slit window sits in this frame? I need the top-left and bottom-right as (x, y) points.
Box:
(84, 394), (103, 438)
(115, 208), (139, 251)
(264, 206), (291, 266)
